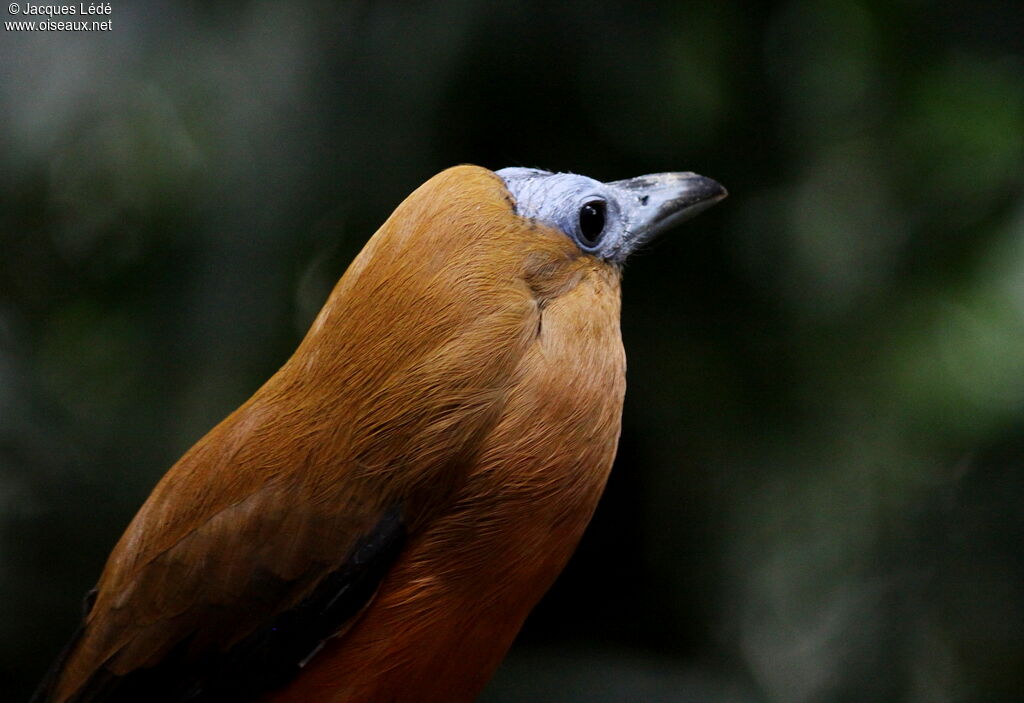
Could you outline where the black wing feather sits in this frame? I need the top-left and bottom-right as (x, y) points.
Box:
(32, 508), (406, 703)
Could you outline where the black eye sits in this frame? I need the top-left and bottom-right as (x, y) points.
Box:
(577, 200), (606, 247)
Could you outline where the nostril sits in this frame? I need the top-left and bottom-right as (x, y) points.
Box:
(639, 195), (649, 206)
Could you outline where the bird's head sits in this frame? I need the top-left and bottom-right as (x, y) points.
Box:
(497, 167), (727, 265)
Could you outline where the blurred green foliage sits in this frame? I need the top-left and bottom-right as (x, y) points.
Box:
(2, 1), (1023, 701)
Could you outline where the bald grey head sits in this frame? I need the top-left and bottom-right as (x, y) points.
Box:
(497, 167), (727, 265)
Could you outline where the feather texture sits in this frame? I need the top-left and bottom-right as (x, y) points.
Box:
(35, 165), (627, 703)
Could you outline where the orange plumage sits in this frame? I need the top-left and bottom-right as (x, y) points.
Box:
(33, 164), (725, 703)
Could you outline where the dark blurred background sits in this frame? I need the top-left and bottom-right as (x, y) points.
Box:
(2, 1), (1023, 701)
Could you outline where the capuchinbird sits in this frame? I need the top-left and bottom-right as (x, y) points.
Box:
(32, 165), (726, 703)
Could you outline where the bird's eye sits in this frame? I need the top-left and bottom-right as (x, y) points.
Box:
(577, 200), (607, 248)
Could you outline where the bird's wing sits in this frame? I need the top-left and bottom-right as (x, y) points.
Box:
(32, 407), (411, 703)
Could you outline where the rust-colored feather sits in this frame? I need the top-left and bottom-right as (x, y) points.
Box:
(40, 165), (626, 703)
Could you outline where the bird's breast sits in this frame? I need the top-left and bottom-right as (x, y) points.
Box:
(267, 262), (626, 703)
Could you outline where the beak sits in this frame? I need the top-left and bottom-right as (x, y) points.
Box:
(607, 172), (727, 261)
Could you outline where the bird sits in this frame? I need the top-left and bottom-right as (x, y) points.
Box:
(32, 164), (726, 703)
